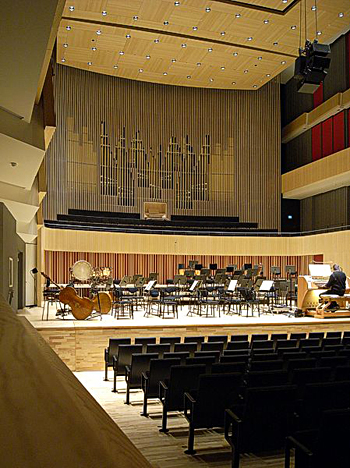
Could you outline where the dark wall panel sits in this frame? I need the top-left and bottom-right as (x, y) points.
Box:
(282, 129), (312, 173)
(281, 79), (314, 127)
(323, 35), (348, 101)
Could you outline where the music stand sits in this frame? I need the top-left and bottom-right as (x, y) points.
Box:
(227, 279), (238, 292)
(226, 266), (235, 275)
(184, 269), (195, 278)
(145, 280), (156, 292)
(243, 263), (252, 271)
(174, 274), (187, 286)
(209, 263), (217, 271)
(189, 280), (200, 292)
(189, 260), (199, 269)
(271, 266), (281, 279)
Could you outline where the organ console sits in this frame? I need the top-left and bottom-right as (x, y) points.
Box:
(297, 263), (332, 314)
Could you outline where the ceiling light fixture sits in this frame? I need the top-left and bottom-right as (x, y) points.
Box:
(281, 60), (286, 64)
(87, 61), (92, 66)
(266, 73), (271, 77)
(233, 52), (238, 56)
(63, 43), (68, 48)
(263, 19), (269, 24)
(291, 25), (297, 30)
(282, 0), (288, 3)
(113, 65), (118, 69)
(221, 66), (225, 70)
(205, 7), (211, 12)
(232, 81), (236, 85)
(181, 43), (187, 48)
(174, 1), (180, 5)
(208, 47), (213, 52)
(126, 34), (131, 38)
(146, 55), (151, 59)
(139, 69), (143, 72)
(102, 11), (107, 16)
(193, 26), (198, 31)
(69, 5), (75, 11)
(258, 56), (263, 60)
(247, 37), (253, 41)
(163, 72), (168, 75)
(244, 69), (248, 73)
(311, 5), (316, 11)
(317, 31), (322, 35)
(92, 46), (97, 51)
(187, 75), (191, 79)
(119, 51), (124, 55)
(133, 15), (138, 20)
(338, 12), (344, 17)
(210, 78), (214, 82)
(235, 13), (241, 18)
(253, 85), (257, 88)
(61, 58), (66, 62)
(221, 31), (226, 36)
(171, 58), (176, 62)
(66, 25), (71, 31)
(273, 41), (278, 45)
(197, 62), (201, 66)
(96, 30), (102, 35)
(164, 21), (169, 25)
(154, 39), (160, 43)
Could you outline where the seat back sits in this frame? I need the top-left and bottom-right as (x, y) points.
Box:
(326, 331), (342, 338)
(107, 338), (131, 364)
(193, 373), (243, 427)
(319, 356), (348, 368)
(251, 353), (279, 361)
(289, 332), (307, 341)
(249, 360), (284, 372)
(220, 355), (249, 364)
(163, 351), (189, 364)
(291, 367), (332, 389)
(135, 337), (156, 352)
(159, 337), (181, 348)
(282, 351), (306, 361)
(322, 337), (342, 347)
(251, 340), (274, 350)
(165, 364), (206, 410)
(230, 334), (248, 342)
(334, 366), (350, 381)
(246, 370), (288, 387)
(309, 350), (336, 361)
(129, 353), (158, 386)
(186, 356), (216, 372)
(212, 362), (246, 374)
(275, 339), (298, 349)
(308, 332), (324, 340)
(226, 341), (249, 351)
(146, 358), (181, 396)
(287, 358), (316, 373)
(184, 336), (205, 347)
(201, 341), (225, 353)
(300, 338), (321, 348)
(270, 333), (288, 342)
(117, 344), (143, 374)
(174, 342), (197, 356)
(207, 335), (228, 343)
(194, 350), (220, 362)
(251, 334), (268, 342)
(239, 385), (297, 453)
(146, 343), (171, 357)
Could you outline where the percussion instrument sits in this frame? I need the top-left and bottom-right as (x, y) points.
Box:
(71, 260), (94, 282)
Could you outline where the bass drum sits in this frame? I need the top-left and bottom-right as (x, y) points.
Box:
(71, 260), (94, 282)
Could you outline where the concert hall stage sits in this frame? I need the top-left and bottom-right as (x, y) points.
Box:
(20, 304), (350, 372)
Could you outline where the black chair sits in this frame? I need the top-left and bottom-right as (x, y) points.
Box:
(339, 348), (350, 358)
(291, 367), (332, 398)
(125, 353), (158, 404)
(146, 343), (171, 357)
(285, 409), (350, 468)
(220, 354), (250, 364)
(251, 340), (274, 351)
(159, 336), (181, 351)
(334, 366), (350, 381)
(194, 350), (221, 362)
(224, 349), (250, 356)
(323, 344), (344, 353)
(230, 334), (248, 342)
(277, 346), (300, 357)
(308, 332), (324, 340)
(322, 336), (342, 347)
(141, 357), (181, 416)
(184, 336), (205, 349)
(226, 341), (249, 351)
(250, 352), (279, 361)
(300, 338), (321, 348)
(309, 350), (336, 361)
(245, 370), (288, 388)
(201, 341), (225, 354)
(326, 331), (342, 338)
(104, 337), (131, 381)
(184, 373), (243, 454)
(252, 347), (275, 355)
(318, 356), (348, 368)
(302, 345), (322, 355)
(163, 351), (189, 364)
(135, 337), (156, 352)
(186, 356), (216, 372)
(207, 335), (228, 344)
(226, 385), (297, 468)
(276, 339), (298, 350)
(287, 358), (317, 372)
(282, 351), (307, 361)
(290, 332), (307, 341)
(174, 342), (197, 357)
(343, 331), (350, 338)
(159, 364), (206, 432)
(112, 344), (143, 392)
(270, 333), (288, 342)
(251, 334), (268, 342)
(343, 336), (350, 346)
(212, 362), (247, 374)
(249, 360), (284, 372)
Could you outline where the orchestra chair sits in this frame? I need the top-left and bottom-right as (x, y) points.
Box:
(326, 331), (342, 338)
(184, 373), (243, 454)
(270, 333), (288, 342)
(251, 334), (268, 342)
(226, 385), (297, 468)
(125, 353), (158, 404)
(220, 355), (250, 364)
(104, 338), (131, 381)
(290, 332), (307, 342)
(112, 344), (143, 392)
(251, 340), (274, 351)
(42, 287), (61, 321)
(159, 364), (206, 433)
(141, 358), (181, 417)
(285, 409), (350, 468)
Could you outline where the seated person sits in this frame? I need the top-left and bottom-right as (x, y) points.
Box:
(320, 264), (346, 310)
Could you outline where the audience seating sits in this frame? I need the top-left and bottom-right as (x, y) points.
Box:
(208, 335), (228, 343)
(159, 336), (181, 350)
(186, 356), (216, 371)
(112, 344), (143, 392)
(201, 341), (225, 353)
(226, 341), (249, 351)
(146, 343), (171, 357)
(249, 360), (284, 372)
(245, 370), (288, 387)
(104, 338), (131, 381)
(135, 337), (156, 352)
(159, 364), (206, 432)
(212, 362), (246, 374)
(174, 342), (197, 356)
(125, 353), (158, 404)
(194, 350), (221, 361)
(230, 334), (248, 341)
(163, 351), (189, 364)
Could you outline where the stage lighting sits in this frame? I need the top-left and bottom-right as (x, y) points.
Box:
(294, 40), (331, 94)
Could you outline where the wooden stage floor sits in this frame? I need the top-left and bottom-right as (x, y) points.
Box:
(76, 370), (287, 468)
(20, 304), (350, 372)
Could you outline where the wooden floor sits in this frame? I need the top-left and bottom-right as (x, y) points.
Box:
(76, 371), (291, 468)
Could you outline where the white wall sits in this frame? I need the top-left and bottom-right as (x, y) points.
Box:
(25, 242), (36, 306)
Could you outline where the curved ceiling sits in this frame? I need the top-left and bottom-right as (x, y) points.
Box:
(57, 0), (350, 89)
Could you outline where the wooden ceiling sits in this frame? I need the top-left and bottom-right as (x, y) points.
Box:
(57, 0), (350, 89)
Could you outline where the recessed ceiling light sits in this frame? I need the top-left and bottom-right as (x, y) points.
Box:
(133, 15), (139, 20)
(113, 65), (118, 69)
(266, 74), (271, 77)
(235, 13), (241, 18)
(339, 12), (344, 17)
(181, 43), (187, 48)
(187, 75), (191, 79)
(92, 46), (97, 51)
(317, 31), (322, 36)
(197, 62), (201, 66)
(66, 25), (71, 31)
(210, 78), (214, 82)
(171, 58), (176, 62)
(244, 69), (248, 73)
(96, 30), (102, 35)
(154, 39), (160, 43)
(291, 25), (297, 30)
(208, 48), (213, 52)
(61, 58), (66, 62)
(164, 21), (169, 25)
(10, 161), (17, 167)
(87, 61), (92, 66)
(281, 60), (286, 64)
(163, 72), (168, 75)
(232, 81), (236, 85)
(139, 69), (143, 72)
(221, 66), (225, 70)
(102, 10), (107, 16)
(69, 5), (75, 11)
(253, 85), (257, 88)
(247, 37), (253, 41)
(119, 51), (124, 55)
(126, 34), (131, 38)
(205, 7), (211, 12)
(146, 55), (151, 59)
(263, 19), (269, 24)
(233, 52), (238, 56)
(311, 5), (316, 11)
(273, 42), (278, 46)
(258, 56), (263, 60)
(221, 31), (226, 36)
(282, 0), (288, 3)
(63, 43), (68, 48)
(193, 26), (198, 31)
(174, 1), (180, 5)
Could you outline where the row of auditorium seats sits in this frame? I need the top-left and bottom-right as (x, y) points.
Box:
(104, 333), (350, 467)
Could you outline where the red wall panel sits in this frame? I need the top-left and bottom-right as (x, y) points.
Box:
(312, 124), (322, 160)
(313, 82), (323, 108)
(321, 118), (333, 157)
(333, 112), (345, 153)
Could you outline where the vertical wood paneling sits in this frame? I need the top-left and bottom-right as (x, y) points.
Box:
(43, 65), (280, 230)
(44, 250), (312, 284)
